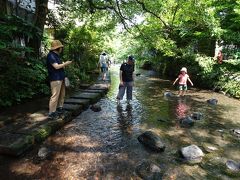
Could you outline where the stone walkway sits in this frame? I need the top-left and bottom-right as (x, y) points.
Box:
(0, 77), (110, 156)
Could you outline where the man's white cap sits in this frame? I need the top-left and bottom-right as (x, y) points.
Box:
(180, 67), (187, 73)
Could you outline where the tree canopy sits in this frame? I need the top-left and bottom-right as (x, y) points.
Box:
(52, 0), (239, 60)
(0, 0), (239, 107)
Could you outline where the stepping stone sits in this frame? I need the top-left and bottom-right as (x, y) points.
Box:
(82, 89), (106, 96)
(0, 76), (110, 156)
(28, 118), (66, 142)
(71, 92), (101, 103)
(64, 98), (90, 109)
(0, 117), (12, 128)
(0, 133), (34, 156)
(89, 84), (109, 92)
(0, 121), (26, 135)
(79, 83), (91, 89)
(63, 104), (83, 116)
(96, 79), (110, 84)
(19, 112), (72, 143)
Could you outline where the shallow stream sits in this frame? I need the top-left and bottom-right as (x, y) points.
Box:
(0, 65), (240, 179)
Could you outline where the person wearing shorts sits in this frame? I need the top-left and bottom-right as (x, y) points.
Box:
(173, 67), (193, 96)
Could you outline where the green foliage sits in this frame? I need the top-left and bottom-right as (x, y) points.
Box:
(171, 54), (240, 98)
(1, 0), (240, 107)
(0, 57), (49, 107)
(213, 60), (240, 98)
(0, 15), (49, 107)
(53, 21), (106, 86)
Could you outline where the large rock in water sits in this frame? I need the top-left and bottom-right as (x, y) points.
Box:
(164, 91), (174, 98)
(90, 104), (102, 112)
(226, 160), (240, 171)
(135, 160), (162, 180)
(207, 98), (218, 105)
(138, 131), (165, 152)
(180, 116), (194, 128)
(180, 145), (204, 163)
(230, 129), (240, 138)
(191, 112), (203, 120)
(37, 147), (52, 160)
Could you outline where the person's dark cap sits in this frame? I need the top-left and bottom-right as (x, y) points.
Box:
(128, 55), (135, 62)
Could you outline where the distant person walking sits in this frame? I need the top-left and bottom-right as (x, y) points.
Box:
(107, 58), (112, 69)
(173, 67), (193, 97)
(116, 56), (135, 104)
(98, 52), (108, 80)
(217, 50), (223, 64)
(46, 40), (72, 119)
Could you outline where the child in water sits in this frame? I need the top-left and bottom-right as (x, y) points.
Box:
(173, 67), (193, 96)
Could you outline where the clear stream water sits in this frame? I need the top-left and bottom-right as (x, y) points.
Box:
(0, 65), (240, 179)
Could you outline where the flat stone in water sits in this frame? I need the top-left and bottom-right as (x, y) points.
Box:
(90, 104), (102, 112)
(191, 112), (203, 120)
(38, 147), (51, 160)
(138, 131), (165, 152)
(135, 160), (161, 179)
(202, 143), (218, 153)
(180, 116), (194, 128)
(231, 129), (240, 138)
(226, 160), (240, 171)
(180, 145), (204, 163)
(207, 98), (218, 105)
(164, 91), (174, 97)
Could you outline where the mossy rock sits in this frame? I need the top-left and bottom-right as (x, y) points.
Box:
(9, 135), (34, 156)
(0, 133), (34, 156)
(224, 167), (240, 177)
(31, 125), (52, 142)
(201, 143), (220, 153)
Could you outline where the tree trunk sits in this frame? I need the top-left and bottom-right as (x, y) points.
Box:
(27, 0), (49, 58)
(0, 0), (8, 16)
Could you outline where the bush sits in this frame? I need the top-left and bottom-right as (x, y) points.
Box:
(0, 16), (49, 107)
(156, 53), (240, 99)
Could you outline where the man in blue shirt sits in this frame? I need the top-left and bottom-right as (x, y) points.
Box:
(46, 40), (72, 119)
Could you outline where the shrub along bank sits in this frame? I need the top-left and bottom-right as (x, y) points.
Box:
(149, 54), (240, 99)
(0, 16), (100, 108)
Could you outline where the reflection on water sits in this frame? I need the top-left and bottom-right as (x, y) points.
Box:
(1, 65), (240, 179)
(117, 104), (133, 135)
(175, 98), (190, 119)
(174, 98), (190, 128)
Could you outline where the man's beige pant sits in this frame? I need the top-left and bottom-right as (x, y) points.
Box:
(49, 80), (65, 113)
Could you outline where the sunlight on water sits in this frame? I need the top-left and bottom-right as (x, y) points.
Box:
(3, 64), (240, 179)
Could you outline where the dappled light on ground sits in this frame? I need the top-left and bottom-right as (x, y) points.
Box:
(0, 65), (240, 179)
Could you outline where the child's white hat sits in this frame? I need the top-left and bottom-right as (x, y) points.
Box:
(180, 67), (187, 73)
